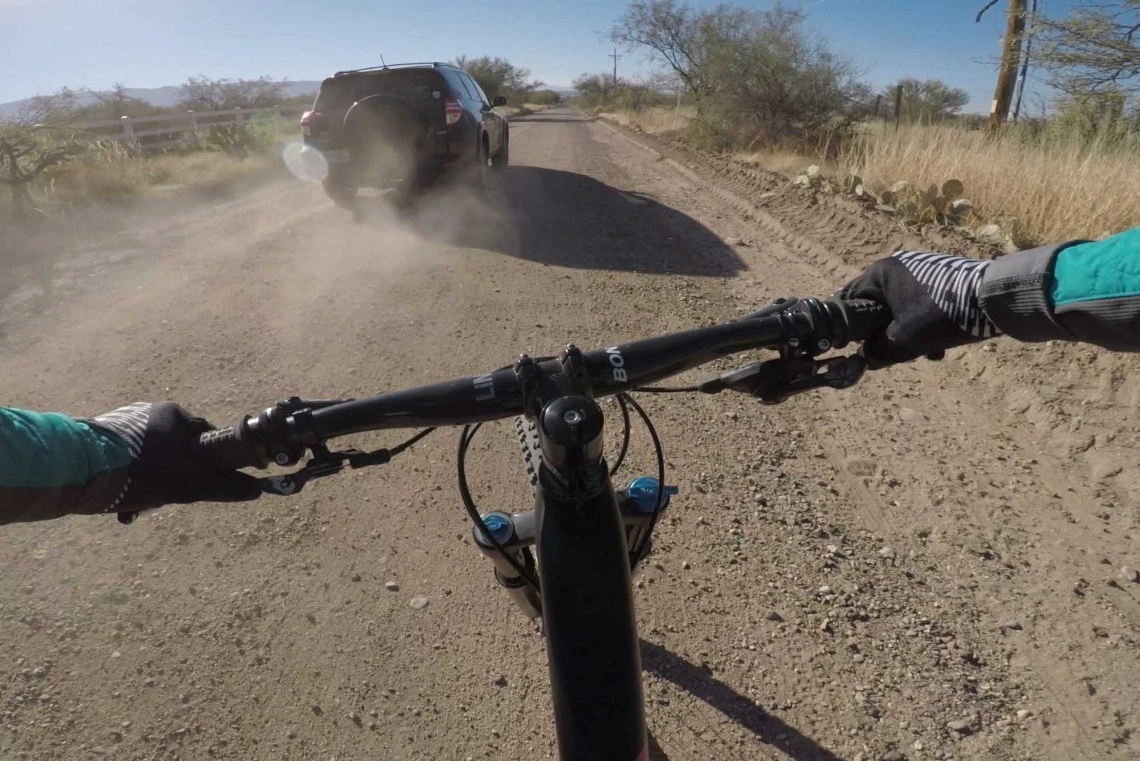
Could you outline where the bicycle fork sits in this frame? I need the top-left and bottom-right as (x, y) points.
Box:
(471, 477), (678, 620)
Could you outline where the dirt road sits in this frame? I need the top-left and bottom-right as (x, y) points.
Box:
(1, 108), (1137, 761)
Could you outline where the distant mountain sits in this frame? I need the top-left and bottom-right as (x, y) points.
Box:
(0, 81), (322, 120)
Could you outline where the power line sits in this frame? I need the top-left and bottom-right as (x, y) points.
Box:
(609, 47), (623, 88)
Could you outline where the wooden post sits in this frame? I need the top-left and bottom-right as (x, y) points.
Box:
(984, 0), (1027, 135)
(894, 85), (903, 130)
(120, 115), (139, 153)
(187, 110), (200, 146)
(874, 94), (882, 120)
(234, 107), (244, 126)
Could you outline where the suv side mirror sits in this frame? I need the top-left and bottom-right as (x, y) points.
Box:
(493, 96), (508, 107)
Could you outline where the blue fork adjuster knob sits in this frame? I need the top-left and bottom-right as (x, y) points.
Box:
(625, 477), (679, 513)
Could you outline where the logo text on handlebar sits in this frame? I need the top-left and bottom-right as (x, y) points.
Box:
(474, 374), (495, 402)
(606, 347), (628, 383)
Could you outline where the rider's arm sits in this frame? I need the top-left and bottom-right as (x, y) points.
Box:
(0, 403), (261, 526)
(980, 226), (1140, 351)
(0, 407), (134, 524)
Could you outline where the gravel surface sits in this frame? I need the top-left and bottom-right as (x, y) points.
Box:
(0, 108), (1136, 760)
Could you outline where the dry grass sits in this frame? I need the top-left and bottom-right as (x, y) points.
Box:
(733, 123), (1139, 245)
(599, 106), (694, 135)
(498, 103), (556, 118)
(840, 123), (1140, 245)
(39, 143), (276, 206)
(735, 148), (825, 179)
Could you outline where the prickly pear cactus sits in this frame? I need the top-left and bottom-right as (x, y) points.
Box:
(863, 177), (973, 228)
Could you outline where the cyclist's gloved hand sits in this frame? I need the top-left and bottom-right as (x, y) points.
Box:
(90, 402), (261, 521)
(838, 251), (1001, 368)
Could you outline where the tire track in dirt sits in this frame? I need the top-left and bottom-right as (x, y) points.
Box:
(596, 116), (1139, 759)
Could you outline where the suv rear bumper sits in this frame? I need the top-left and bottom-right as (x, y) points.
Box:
(302, 138), (477, 185)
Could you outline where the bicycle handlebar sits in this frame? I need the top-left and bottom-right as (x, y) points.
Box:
(194, 297), (889, 471)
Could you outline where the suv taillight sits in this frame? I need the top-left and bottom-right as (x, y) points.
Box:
(444, 99), (463, 126)
(300, 110), (315, 135)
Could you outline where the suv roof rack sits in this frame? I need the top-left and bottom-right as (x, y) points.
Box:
(333, 62), (454, 77)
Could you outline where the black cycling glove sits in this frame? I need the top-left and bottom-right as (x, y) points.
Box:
(90, 402), (261, 521)
(838, 251), (1001, 367)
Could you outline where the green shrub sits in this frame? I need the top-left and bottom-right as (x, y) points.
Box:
(203, 122), (272, 158)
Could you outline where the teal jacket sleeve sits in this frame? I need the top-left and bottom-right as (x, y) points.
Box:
(979, 227), (1140, 351)
(0, 407), (133, 524)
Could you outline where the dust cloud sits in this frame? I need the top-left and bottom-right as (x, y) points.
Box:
(267, 171), (520, 339)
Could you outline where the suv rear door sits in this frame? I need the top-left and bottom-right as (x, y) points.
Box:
(307, 69), (448, 152)
(458, 72), (504, 157)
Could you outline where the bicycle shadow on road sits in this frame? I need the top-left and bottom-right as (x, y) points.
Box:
(641, 639), (845, 761)
(350, 166), (746, 278)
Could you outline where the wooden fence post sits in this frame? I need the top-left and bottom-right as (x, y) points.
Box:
(120, 115), (139, 153)
(187, 110), (200, 146)
(894, 85), (903, 131)
(234, 107), (244, 126)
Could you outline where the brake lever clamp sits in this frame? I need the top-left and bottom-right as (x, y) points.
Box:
(698, 352), (868, 404)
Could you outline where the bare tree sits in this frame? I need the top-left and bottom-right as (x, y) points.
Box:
(0, 90), (86, 219)
(614, 0), (869, 146)
(0, 131), (82, 218)
(178, 76), (286, 111)
(452, 56), (540, 101)
(883, 79), (971, 123)
(573, 73), (612, 100)
(7, 89), (81, 130)
(86, 83), (153, 120)
(1035, 0), (1140, 96)
(611, 0), (754, 105)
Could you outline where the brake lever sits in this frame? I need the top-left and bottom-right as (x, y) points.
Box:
(257, 446), (394, 496)
(698, 352), (868, 404)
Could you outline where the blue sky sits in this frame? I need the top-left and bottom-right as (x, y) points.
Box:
(2, 0), (1078, 110)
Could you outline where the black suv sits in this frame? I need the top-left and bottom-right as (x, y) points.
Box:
(300, 62), (510, 205)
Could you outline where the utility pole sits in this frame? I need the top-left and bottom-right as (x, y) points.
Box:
(977, 0), (1027, 135)
(1011, 0), (1038, 122)
(609, 47), (622, 90)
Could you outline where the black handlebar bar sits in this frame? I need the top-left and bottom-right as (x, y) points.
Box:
(193, 297), (890, 472)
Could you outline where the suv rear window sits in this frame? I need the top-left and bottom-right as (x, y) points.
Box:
(316, 70), (444, 109)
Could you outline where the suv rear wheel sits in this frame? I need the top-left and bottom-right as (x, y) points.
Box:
(492, 131), (509, 171)
(322, 175), (358, 208)
(463, 134), (493, 188)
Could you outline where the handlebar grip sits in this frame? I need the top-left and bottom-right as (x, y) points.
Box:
(839, 299), (891, 342)
(813, 298), (891, 349)
(193, 419), (268, 470)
